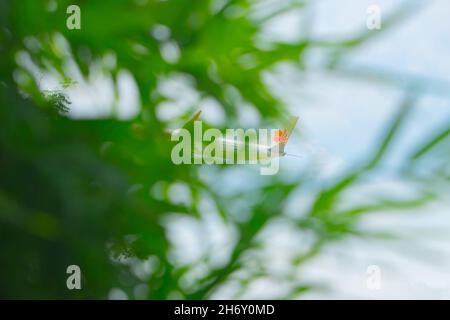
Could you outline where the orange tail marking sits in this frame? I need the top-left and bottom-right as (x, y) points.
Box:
(274, 129), (288, 143)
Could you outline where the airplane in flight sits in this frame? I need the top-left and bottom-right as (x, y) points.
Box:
(169, 110), (300, 173)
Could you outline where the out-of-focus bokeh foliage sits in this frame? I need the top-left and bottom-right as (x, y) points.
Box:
(1, 0), (449, 299)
